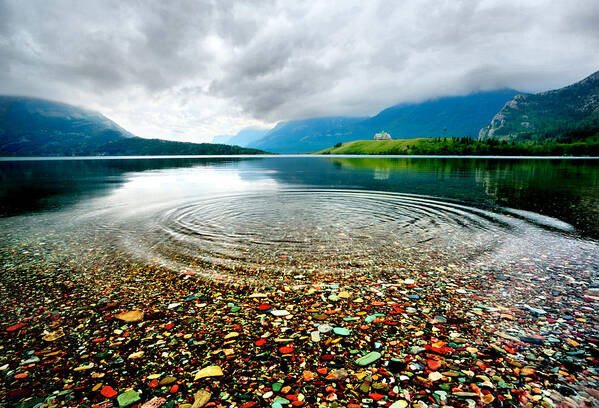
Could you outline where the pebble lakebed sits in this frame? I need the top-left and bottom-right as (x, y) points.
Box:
(1, 191), (598, 408)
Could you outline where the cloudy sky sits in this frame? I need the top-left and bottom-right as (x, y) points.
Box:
(1, 0), (599, 142)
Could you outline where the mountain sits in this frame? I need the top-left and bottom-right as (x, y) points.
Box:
(0, 96), (266, 156)
(212, 127), (269, 146)
(249, 117), (366, 153)
(244, 90), (518, 153)
(0, 96), (136, 155)
(479, 71), (599, 142)
(341, 89), (520, 141)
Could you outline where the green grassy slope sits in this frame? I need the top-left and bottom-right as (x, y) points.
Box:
(316, 137), (599, 156)
(317, 139), (432, 154)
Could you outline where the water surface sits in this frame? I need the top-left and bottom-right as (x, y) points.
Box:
(1, 156), (597, 284)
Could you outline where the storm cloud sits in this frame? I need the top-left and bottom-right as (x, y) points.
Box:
(1, 0), (599, 142)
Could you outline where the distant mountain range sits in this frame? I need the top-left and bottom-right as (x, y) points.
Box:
(479, 71), (599, 142)
(0, 96), (265, 156)
(224, 71), (599, 153)
(249, 117), (367, 154)
(337, 89), (521, 141)
(3, 70), (598, 156)
(226, 90), (520, 153)
(212, 127), (269, 147)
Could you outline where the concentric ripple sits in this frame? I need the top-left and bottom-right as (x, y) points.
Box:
(132, 189), (555, 280)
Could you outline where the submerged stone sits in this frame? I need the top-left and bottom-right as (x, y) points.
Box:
(333, 327), (350, 336)
(194, 365), (223, 380)
(355, 351), (381, 366)
(114, 310), (144, 323)
(117, 390), (141, 407)
(317, 324), (333, 333)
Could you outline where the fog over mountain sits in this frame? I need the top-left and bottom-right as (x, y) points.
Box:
(1, 0), (599, 143)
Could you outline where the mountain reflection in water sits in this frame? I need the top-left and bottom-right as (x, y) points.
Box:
(0, 156), (597, 239)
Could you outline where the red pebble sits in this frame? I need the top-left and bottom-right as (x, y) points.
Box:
(149, 379), (158, 388)
(369, 393), (385, 401)
(169, 384), (179, 394)
(258, 303), (271, 311)
(100, 386), (118, 398)
(165, 323), (175, 330)
(427, 359), (441, 370)
(279, 346), (293, 354)
(6, 322), (26, 332)
(255, 338), (266, 346)
(241, 402), (257, 408)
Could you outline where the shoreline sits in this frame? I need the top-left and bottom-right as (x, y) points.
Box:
(1, 154), (598, 161)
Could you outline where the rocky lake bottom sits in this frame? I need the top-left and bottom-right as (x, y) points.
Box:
(0, 156), (598, 408)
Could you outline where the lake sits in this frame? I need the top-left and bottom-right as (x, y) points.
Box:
(1, 155), (598, 406)
(1, 155), (598, 284)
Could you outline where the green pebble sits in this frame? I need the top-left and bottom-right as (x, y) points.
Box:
(333, 327), (350, 336)
(117, 390), (141, 408)
(272, 382), (283, 392)
(355, 351), (381, 366)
